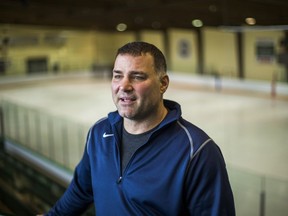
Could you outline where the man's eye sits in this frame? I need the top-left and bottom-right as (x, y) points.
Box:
(113, 74), (122, 79)
(133, 75), (145, 80)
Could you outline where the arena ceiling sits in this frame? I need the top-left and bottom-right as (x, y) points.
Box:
(0, 0), (288, 31)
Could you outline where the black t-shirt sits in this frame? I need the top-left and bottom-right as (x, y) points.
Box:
(121, 127), (153, 174)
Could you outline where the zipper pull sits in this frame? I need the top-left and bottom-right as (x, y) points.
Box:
(117, 176), (123, 184)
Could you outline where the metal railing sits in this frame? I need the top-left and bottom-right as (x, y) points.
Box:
(1, 99), (89, 171)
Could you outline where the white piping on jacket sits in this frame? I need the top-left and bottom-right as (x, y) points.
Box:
(177, 121), (194, 159)
(177, 121), (212, 160)
(191, 138), (212, 160)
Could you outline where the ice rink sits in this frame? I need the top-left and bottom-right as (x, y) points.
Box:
(1, 73), (287, 179)
(1, 73), (288, 215)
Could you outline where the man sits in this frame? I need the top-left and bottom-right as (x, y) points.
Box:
(43, 42), (235, 215)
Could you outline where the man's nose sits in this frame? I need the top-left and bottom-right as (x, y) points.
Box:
(119, 77), (132, 91)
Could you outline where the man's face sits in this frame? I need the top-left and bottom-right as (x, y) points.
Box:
(111, 53), (168, 121)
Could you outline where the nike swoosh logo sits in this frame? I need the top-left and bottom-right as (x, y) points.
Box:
(103, 132), (114, 138)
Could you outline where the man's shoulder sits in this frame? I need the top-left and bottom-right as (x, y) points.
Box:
(91, 110), (121, 128)
(178, 118), (210, 140)
(177, 118), (212, 152)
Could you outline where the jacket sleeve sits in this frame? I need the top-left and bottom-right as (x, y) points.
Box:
(185, 140), (235, 216)
(45, 144), (94, 216)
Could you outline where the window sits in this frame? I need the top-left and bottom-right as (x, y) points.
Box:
(256, 39), (275, 63)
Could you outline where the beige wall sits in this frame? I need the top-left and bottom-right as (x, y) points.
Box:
(203, 27), (238, 77)
(139, 30), (165, 55)
(94, 32), (135, 67)
(0, 24), (287, 82)
(167, 28), (198, 73)
(0, 25), (99, 75)
(57, 30), (96, 72)
(0, 25), (137, 75)
(243, 30), (285, 81)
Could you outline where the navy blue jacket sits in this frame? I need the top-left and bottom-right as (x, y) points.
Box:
(46, 100), (235, 216)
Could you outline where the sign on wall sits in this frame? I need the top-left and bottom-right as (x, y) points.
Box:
(256, 39), (275, 63)
(178, 39), (191, 58)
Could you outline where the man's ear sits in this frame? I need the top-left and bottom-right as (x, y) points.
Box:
(160, 74), (169, 94)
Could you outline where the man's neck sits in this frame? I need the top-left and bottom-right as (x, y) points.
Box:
(124, 106), (168, 134)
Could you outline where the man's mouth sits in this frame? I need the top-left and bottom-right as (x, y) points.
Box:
(119, 96), (136, 103)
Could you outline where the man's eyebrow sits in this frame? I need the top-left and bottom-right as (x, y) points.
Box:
(113, 70), (122, 73)
(130, 70), (146, 75)
(113, 70), (146, 75)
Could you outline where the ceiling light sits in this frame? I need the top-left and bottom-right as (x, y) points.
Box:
(116, 23), (127, 32)
(245, 17), (256, 25)
(192, 19), (203, 28)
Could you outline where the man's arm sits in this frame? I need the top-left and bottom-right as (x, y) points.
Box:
(44, 146), (94, 216)
(185, 141), (235, 216)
